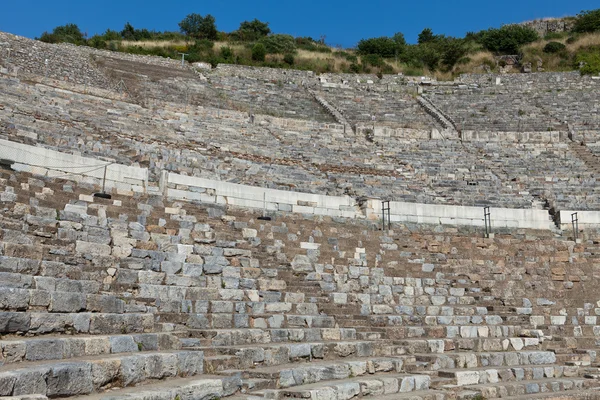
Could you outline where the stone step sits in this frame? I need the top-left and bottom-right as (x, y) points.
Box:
(231, 356), (408, 390)
(58, 375), (242, 400)
(157, 312), (338, 330)
(498, 387), (600, 400)
(461, 377), (591, 398)
(391, 337), (544, 355)
(264, 373), (431, 399)
(178, 327), (358, 346)
(369, 389), (447, 400)
(414, 350), (558, 370)
(0, 288), (126, 314)
(0, 332), (181, 365)
(0, 312), (154, 335)
(184, 340), (392, 367)
(0, 350), (204, 397)
(436, 363), (576, 387)
(371, 324), (530, 340)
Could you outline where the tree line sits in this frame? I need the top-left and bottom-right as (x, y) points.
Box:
(37, 8), (600, 75)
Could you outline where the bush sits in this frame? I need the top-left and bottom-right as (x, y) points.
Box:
(283, 53), (295, 65)
(252, 43), (266, 61)
(543, 41), (566, 53)
(259, 34), (296, 54)
(576, 49), (600, 75)
(220, 46), (233, 60)
(362, 54), (385, 67)
(480, 25), (539, 54)
(234, 19), (270, 41)
(357, 36), (398, 58)
(178, 13), (218, 40)
(38, 23), (86, 45)
(573, 9), (600, 33)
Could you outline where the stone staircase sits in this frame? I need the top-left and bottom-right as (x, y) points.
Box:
(307, 87), (354, 133)
(418, 95), (459, 136)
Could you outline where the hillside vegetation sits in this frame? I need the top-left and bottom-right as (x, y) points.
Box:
(36, 8), (600, 78)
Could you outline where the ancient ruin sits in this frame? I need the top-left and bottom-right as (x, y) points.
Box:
(2, 31), (600, 399)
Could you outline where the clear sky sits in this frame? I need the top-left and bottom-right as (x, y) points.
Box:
(1, 1), (597, 47)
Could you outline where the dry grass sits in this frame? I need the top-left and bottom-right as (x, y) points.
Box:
(566, 32), (600, 51)
(520, 32), (600, 72)
(120, 40), (190, 48)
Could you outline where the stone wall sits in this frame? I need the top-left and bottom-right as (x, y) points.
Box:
(519, 18), (575, 37)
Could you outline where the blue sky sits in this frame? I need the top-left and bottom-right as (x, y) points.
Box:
(1, 1), (597, 47)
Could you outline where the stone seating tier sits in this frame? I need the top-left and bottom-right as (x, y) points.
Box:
(1, 168), (600, 399)
(3, 75), (600, 211)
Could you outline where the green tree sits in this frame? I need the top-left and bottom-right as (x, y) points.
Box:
(573, 9), (600, 33)
(418, 28), (436, 44)
(252, 43), (266, 61)
(259, 34), (296, 54)
(392, 32), (406, 48)
(38, 23), (86, 45)
(121, 22), (135, 40)
(179, 13), (217, 40)
(440, 38), (468, 69)
(235, 19), (271, 41)
(480, 25), (539, 54)
(357, 36), (397, 58)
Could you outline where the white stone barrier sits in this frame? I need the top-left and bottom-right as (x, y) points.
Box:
(0, 138), (148, 192)
(165, 172), (361, 218)
(0, 138), (565, 231)
(367, 200), (554, 230)
(559, 210), (600, 230)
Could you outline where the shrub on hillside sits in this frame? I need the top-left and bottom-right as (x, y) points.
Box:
(575, 49), (600, 75)
(178, 13), (218, 40)
(573, 9), (600, 33)
(357, 36), (398, 58)
(283, 53), (295, 65)
(233, 19), (271, 41)
(479, 25), (539, 54)
(38, 23), (86, 45)
(252, 43), (266, 61)
(362, 54), (385, 67)
(543, 41), (566, 53)
(258, 34), (296, 54)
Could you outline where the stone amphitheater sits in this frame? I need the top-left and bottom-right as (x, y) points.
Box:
(2, 30), (600, 399)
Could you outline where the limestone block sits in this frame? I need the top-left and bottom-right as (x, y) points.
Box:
(529, 351), (556, 365)
(399, 376), (415, 392)
(510, 338), (524, 351)
(332, 293), (347, 304)
(75, 240), (111, 257)
(110, 336), (138, 353)
(258, 279), (286, 291)
(414, 375), (430, 390)
(49, 292), (86, 313)
(12, 367), (49, 396)
(380, 377), (399, 394)
(242, 228), (257, 239)
(309, 387), (337, 400)
(91, 359), (121, 389)
(332, 382), (360, 400)
(454, 370), (480, 386)
(25, 339), (64, 361)
(291, 255), (313, 272)
(46, 362), (94, 397)
(360, 379), (384, 396)
(145, 353), (178, 379)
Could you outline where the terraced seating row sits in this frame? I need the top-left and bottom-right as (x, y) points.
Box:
(1, 166), (600, 398)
